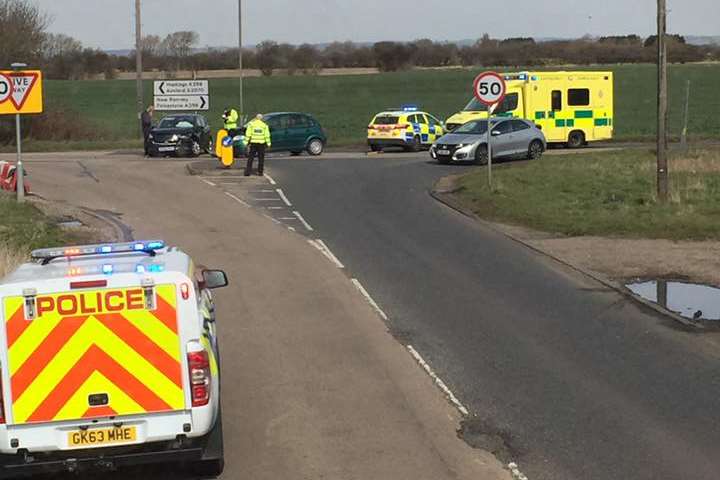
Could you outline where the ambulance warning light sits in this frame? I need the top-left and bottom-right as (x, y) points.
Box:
(31, 240), (167, 263)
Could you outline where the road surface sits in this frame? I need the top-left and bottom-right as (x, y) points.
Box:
(202, 151), (720, 480)
(11, 151), (509, 480)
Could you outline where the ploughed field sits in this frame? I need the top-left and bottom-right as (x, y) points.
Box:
(21, 64), (720, 149)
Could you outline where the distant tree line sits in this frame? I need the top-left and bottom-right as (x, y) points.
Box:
(1, 0), (719, 82)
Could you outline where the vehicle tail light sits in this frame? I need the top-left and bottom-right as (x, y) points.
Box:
(187, 349), (211, 407)
(180, 282), (190, 300)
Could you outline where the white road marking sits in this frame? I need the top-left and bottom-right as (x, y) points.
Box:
(224, 192), (250, 207)
(279, 217), (299, 221)
(288, 226), (296, 232)
(406, 345), (469, 417)
(264, 174), (277, 185)
(351, 279), (388, 321)
(253, 198), (282, 201)
(250, 190), (275, 193)
(308, 239), (345, 269)
(293, 211), (315, 231)
(200, 179), (217, 187)
(268, 206), (285, 210)
(276, 189), (293, 207)
(508, 463), (530, 480)
(262, 214), (282, 225)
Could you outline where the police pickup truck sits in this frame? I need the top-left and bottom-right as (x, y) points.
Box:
(0, 241), (227, 477)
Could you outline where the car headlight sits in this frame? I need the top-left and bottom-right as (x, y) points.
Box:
(170, 134), (179, 142)
(148, 134), (154, 140)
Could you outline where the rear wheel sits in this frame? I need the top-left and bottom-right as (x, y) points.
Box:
(307, 138), (324, 156)
(475, 144), (489, 165)
(407, 135), (421, 152)
(528, 140), (544, 160)
(370, 144), (383, 153)
(205, 137), (214, 155)
(567, 130), (585, 149)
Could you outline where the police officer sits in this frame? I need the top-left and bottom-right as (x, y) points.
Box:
(141, 105), (155, 156)
(244, 114), (272, 177)
(222, 107), (239, 136)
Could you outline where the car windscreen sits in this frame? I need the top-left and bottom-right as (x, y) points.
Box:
(158, 117), (196, 129)
(454, 120), (489, 134)
(463, 98), (489, 112)
(373, 115), (400, 125)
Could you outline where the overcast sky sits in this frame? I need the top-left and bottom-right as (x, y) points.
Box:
(36, 0), (719, 50)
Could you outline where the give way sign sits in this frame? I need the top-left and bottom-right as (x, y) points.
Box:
(473, 71), (506, 107)
(0, 70), (44, 115)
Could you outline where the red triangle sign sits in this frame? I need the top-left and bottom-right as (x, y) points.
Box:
(9, 73), (38, 110)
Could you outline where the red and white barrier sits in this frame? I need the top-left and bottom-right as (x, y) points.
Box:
(0, 161), (30, 194)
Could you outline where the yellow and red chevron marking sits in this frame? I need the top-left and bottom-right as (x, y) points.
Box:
(3, 285), (184, 424)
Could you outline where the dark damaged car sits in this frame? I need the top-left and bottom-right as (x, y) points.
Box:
(148, 114), (213, 158)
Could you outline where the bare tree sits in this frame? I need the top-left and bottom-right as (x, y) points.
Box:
(161, 31), (199, 70)
(0, 0), (50, 67)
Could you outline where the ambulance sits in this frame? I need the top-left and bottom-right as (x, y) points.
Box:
(0, 241), (227, 477)
(445, 71), (614, 148)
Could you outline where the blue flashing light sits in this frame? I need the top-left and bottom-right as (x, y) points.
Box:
(100, 246), (113, 253)
(136, 265), (146, 274)
(148, 264), (165, 273)
(134, 243), (145, 251)
(102, 264), (114, 274)
(531, 75), (538, 81)
(401, 104), (419, 112)
(518, 74), (528, 80)
(147, 241), (165, 250)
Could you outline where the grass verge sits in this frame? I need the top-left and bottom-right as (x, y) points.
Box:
(0, 194), (88, 277)
(453, 148), (720, 240)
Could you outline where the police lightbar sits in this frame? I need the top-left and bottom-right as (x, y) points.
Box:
(400, 104), (419, 112)
(32, 240), (166, 264)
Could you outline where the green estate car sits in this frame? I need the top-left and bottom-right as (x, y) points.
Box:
(233, 112), (327, 157)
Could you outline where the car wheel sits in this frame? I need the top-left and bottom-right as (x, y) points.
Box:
(567, 130), (585, 149)
(307, 138), (324, 156)
(370, 144), (383, 153)
(407, 135), (421, 152)
(205, 137), (214, 155)
(475, 144), (489, 165)
(189, 140), (202, 158)
(528, 140), (544, 160)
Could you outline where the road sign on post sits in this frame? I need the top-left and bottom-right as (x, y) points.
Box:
(473, 71), (506, 189)
(0, 68), (44, 203)
(154, 80), (209, 111)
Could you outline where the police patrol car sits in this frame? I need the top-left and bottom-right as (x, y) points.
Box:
(367, 105), (445, 152)
(0, 241), (227, 477)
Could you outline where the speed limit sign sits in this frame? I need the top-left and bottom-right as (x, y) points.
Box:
(0, 74), (11, 105)
(473, 71), (506, 106)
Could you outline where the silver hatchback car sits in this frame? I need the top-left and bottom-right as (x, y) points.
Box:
(431, 118), (546, 165)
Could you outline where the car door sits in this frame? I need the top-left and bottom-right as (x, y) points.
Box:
(266, 114), (289, 152)
(287, 114), (312, 152)
(426, 114), (444, 143)
(490, 120), (514, 158)
(509, 120), (533, 155)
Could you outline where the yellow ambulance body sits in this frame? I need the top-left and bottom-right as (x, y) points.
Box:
(446, 71), (614, 147)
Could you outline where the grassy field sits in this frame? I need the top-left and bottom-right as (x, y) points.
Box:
(454, 148), (720, 240)
(6, 63), (720, 150)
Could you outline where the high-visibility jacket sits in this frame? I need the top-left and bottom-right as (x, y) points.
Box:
(224, 109), (239, 130)
(245, 119), (272, 146)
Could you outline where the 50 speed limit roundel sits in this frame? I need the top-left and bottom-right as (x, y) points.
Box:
(0, 74), (11, 104)
(473, 71), (506, 106)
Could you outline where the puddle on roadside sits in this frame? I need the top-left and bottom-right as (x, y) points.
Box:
(625, 280), (720, 322)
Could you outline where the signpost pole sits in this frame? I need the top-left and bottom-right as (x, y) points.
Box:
(15, 113), (23, 203)
(487, 108), (493, 189)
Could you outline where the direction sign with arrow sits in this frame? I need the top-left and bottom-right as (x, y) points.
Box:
(153, 80), (208, 97)
(154, 95), (209, 111)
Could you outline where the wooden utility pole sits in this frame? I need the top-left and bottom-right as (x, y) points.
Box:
(135, 0), (144, 137)
(657, 0), (669, 202)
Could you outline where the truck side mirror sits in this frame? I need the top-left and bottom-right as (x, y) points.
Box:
(203, 270), (229, 289)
